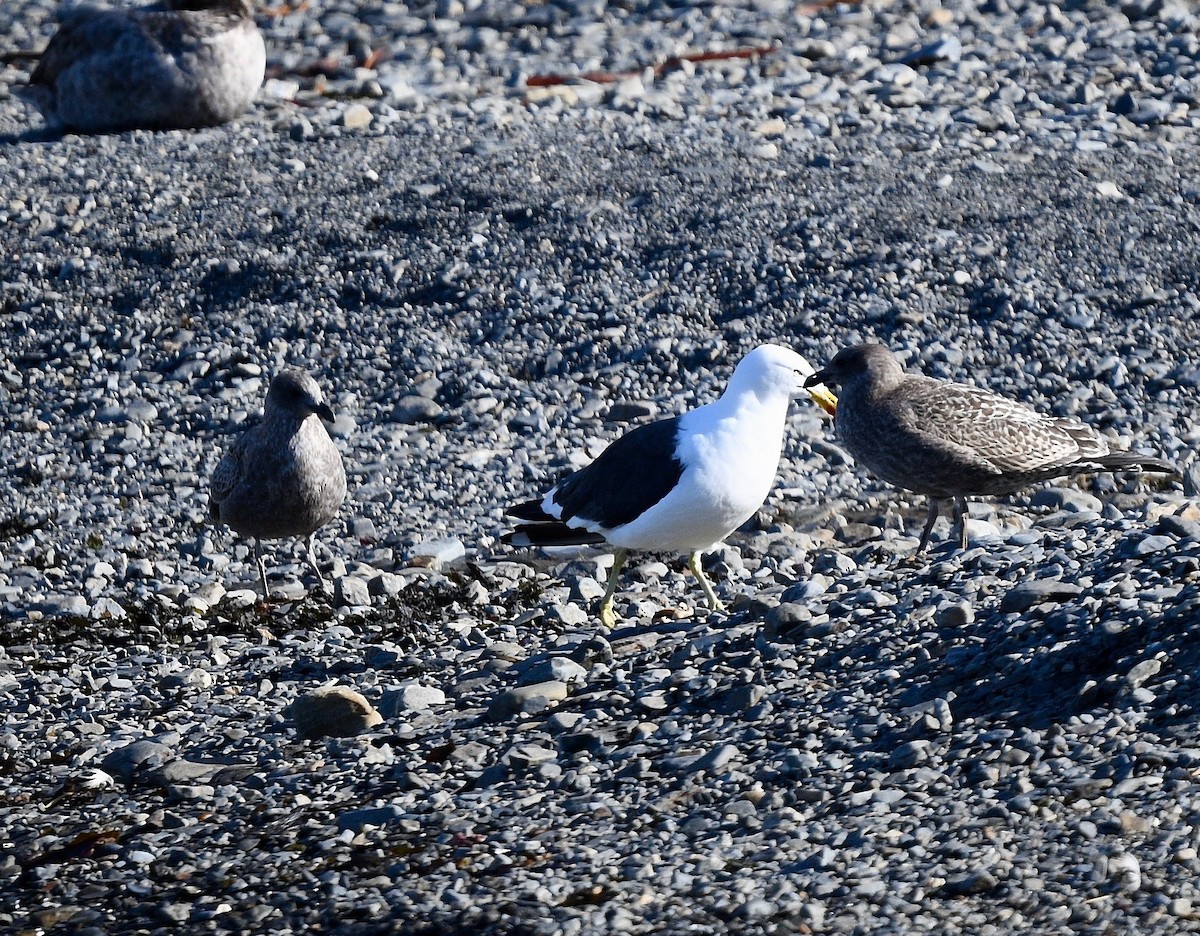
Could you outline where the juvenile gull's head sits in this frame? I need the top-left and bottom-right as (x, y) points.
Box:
(264, 369), (336, 423)
(806, 343), (905, 394)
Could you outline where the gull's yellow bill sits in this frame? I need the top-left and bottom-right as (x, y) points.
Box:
(806, 383), (837, 417)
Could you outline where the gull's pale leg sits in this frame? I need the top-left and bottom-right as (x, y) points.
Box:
(254, 538), (269, 598)
(306, 533), (327, 588)
(598, 549), (628, 628)
(688, 551), (725, 611)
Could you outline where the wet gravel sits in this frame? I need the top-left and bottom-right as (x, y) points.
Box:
(2, 0), (1200, 932)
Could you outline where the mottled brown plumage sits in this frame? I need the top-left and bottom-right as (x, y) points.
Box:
(210, 369), (347, 596)
(807, 344), (1178, 551)
(23, 0), (264, 132)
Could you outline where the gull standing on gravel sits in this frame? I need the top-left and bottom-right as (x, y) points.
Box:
(504, 344), (838, 627)
(806, 343), (1178, 551)
(20, 0), (265, 133)
(210, 369), (347, 598)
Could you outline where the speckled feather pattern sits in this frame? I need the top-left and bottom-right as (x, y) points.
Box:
(25, 0), (264, 132)
(820, 344), (1173, 498)
(209, 371), (346, 542)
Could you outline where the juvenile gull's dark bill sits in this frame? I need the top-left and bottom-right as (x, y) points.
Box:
(210, 369), (347, 598)
(20, 0), (265, 133)
(806, 343), (1179, 552)
(503, 344), (838, 627)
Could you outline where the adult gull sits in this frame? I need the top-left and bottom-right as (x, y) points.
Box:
(504, 344), (838, 627)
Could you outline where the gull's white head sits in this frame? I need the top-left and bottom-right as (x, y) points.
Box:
(726, 344), (838, 414)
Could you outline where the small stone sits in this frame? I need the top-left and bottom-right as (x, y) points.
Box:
(1134, 534), (1176, 556)
(1107, 853), (1141, 893)
(380, 681), (446, 715)
(1000, 579), (1083, 614)
(159, 668), (216, 692)
(571, 635), (613, 668)
(101, 739), (173, 782)
(936, 602), (974, 627)
(409, 537), (465, 570)
(764, 602), (810, 638)
(714, 684), (768, 714)
(487, 680), (569, 721)
(393, 396), (442, 424)
(518, 656), (588, 686)
(940, 870), (999, 896)
(901, 36), (962, 66)
(875, 63), (918, 85)
(341, 104), (373, 129)
(890, 740), (931, 769)
(1125, 659), (1161, 689)
(338, 805), (404, 832)
(368, 571), (405, 597)
(692, 744), (739, 775)
(334, 576), (371, 608)
(508, 744), (557, 772)
(286, 686), (382, 740)
(1030, 488), (1103, 513)
(544, 603), (591, 627)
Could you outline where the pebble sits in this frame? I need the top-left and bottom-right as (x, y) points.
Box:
(334, 575), (371, 607)
(380, 681), (446, 714)
(999, 579), (1085, 613)
(487, 680), (570, 720)
(392, 396), (443, 424)
(340, 104), (373, 130)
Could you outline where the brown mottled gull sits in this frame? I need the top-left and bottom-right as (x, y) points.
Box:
(210, 369), (347, 597)
(806, 343), (1178, 551)
(20, 0), (265, 133)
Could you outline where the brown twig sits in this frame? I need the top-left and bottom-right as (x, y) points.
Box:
(526, 43), (778, 88)
(260, 0), (310, 16)
(266, 45), (391, 81)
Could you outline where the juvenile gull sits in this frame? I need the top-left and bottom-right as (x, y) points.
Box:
(210, 369), (347, 597)
(21, 0), (265, 133)
(806, 343), (1178, 551)
(503, 344), (838, 627)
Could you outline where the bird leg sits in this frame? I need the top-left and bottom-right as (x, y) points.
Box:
(306, 532), (327, 590)
(254, 538), (270, 598)
(953, 497), (969, 550)
(598, 549), (628, 629)
(917, 499), (942, 553)
(688, 551), (726, 612)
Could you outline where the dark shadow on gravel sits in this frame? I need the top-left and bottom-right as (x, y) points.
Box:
(0, 128), (63, 146)
(197, 259), (303, 310)
(896, 548), (1200, 733)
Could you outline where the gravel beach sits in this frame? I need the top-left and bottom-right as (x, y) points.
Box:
(2, 0), (1200, 932)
